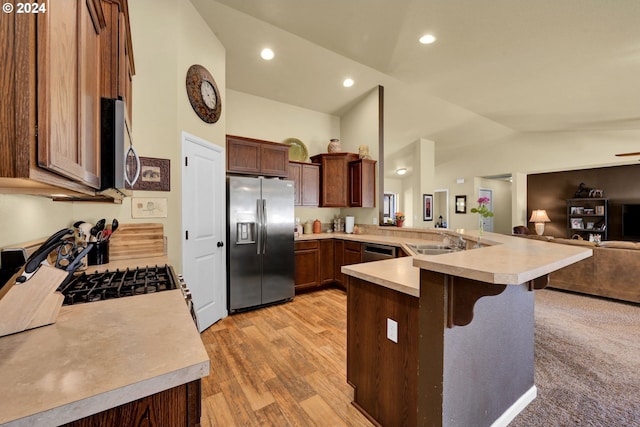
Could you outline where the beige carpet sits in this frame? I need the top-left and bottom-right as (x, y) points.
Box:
(511, 289), (640, 426)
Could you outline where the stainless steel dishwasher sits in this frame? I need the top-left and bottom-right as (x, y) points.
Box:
(362, 243), (397, 261)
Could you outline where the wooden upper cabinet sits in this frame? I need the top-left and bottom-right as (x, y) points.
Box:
(0, 0), (135, 198)
(37, 0), (106, 189)
(349, 159), (377, 208)
(288, 161), (319, 206)
(100, 0), (135, 127)
(226, 135), (289, 177)
(310, 153), (359, 207)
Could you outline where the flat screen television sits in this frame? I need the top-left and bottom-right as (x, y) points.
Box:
(622, 204), (640, 238)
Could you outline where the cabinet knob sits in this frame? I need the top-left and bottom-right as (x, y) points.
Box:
(217, 241), (224, 248)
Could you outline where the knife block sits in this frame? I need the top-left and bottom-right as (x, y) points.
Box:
(0, 264), (68, 337)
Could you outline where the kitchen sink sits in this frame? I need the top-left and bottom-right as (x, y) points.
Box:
(407, 243), (462, 256)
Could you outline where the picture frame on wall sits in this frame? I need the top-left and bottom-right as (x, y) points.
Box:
(131, 197), (168, 218)
(455, 195), (467, 214)
(127, 157), (171, 191)
(423, 194), (433, 221)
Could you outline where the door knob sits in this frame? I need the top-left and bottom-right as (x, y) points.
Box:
(217, 241), (224, 247)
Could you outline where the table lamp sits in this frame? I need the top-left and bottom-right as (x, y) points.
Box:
(529, 209), (551, 235)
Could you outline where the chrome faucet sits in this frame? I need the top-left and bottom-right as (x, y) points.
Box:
(438, 232), (466, 250)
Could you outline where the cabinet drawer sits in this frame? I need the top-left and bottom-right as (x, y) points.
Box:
(344, 241), (361, 252)
(295, 240), (319, 251)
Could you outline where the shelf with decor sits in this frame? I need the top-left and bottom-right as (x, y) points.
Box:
(566, 198), (608, 241)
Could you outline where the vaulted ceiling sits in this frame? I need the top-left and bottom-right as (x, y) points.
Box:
(192, 0), (640, 163)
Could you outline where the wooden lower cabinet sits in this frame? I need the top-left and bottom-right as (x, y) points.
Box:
(319, 239), (335, 285)
(344, 241), (362, 266)
(294, 239), (337, 291)
(61, 380), (201, 427)
(294, 240), (320, 291)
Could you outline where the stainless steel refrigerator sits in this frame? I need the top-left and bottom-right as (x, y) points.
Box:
(227, 176), (295, 312)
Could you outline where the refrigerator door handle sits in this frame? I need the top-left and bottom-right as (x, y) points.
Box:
(262, 199), (268, 254)
(256, 199), (263, 255)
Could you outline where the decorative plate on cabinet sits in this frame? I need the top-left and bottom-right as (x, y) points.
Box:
(284, 138), (308, 162)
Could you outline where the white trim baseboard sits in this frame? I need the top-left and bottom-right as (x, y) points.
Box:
(490, 385), (537, 427)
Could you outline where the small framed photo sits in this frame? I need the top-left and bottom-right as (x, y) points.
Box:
(570, 206), (584, 215)
(423, 194), (433, 221)
(595, 206), (605, 215)
(584, 208), (595, 215)
(586, 222), (595, 230)
(455, 195), (467, 214)
(570, 218), (584, 229)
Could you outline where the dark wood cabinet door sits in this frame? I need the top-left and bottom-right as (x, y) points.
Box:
(227, 137), (261, 174)
(288, 162), (302, 205)
(61, 380), (201, 427)
(349, 159), (376, 208)
(289, 161), (319, 206)
(301, 163), (319, 206)
(261, 144), (289, 177)
(344, 241), (362, 269)
(311, 153), (358, 207)
(294, 240), (320, 290)
(319, 239), (335, 285)
(227, 135), (289, 177)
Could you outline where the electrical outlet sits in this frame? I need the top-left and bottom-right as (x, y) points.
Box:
(387, 318), (398, 343)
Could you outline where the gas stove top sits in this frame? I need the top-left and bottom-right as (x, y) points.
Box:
(58, 265), (178, 305)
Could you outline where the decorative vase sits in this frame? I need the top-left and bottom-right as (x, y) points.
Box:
(396, 219), (404, 228)
(328, 139), (342, 153)
(358, 144), (370, 159)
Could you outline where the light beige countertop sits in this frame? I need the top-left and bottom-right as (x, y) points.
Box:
(0, 272), (209, 426)
(341, 256), (420, 297)
(341, 229), (593, 295)
(295, 230), (441, 247)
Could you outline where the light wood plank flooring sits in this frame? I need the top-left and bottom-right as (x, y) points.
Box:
(200, 287), (374, 427)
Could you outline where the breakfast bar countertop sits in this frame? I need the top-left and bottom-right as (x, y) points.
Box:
(340, 229), (593, 296)
(0, 260), (209, 427)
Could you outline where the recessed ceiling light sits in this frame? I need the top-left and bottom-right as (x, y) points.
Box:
(261, 48), (274, 60)
(343, 78), (354, 88)
(419, 34), (436, 45)
(396, 168), (407, 175)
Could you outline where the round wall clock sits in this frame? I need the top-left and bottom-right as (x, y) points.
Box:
(186, 64), (222, 123)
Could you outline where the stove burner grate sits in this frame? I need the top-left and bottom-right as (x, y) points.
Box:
(58, 265), (178, 305)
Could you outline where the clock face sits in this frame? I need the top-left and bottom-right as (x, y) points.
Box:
(200, 81), (217, 109)
(186, 65), (221, 123)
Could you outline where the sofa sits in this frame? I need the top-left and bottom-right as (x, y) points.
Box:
(517, 235), (640, 304)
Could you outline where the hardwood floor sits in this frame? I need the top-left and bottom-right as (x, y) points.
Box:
(199, 287), (374, 427)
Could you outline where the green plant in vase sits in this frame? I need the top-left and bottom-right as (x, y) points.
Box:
(470, 197), (493, 237)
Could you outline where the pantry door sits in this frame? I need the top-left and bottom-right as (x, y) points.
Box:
(182, 132), (227, 331)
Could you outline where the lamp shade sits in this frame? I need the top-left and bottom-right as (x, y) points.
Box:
(529, 210), (551, 223)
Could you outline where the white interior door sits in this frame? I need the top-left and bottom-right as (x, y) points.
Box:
(182, 132), (226, 331)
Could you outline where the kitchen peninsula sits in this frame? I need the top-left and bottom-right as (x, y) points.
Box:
(342, 230), (592, 427)
(0, 257), (210, 427)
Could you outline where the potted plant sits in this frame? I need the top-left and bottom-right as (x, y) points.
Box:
(395, 212), (406, 227)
